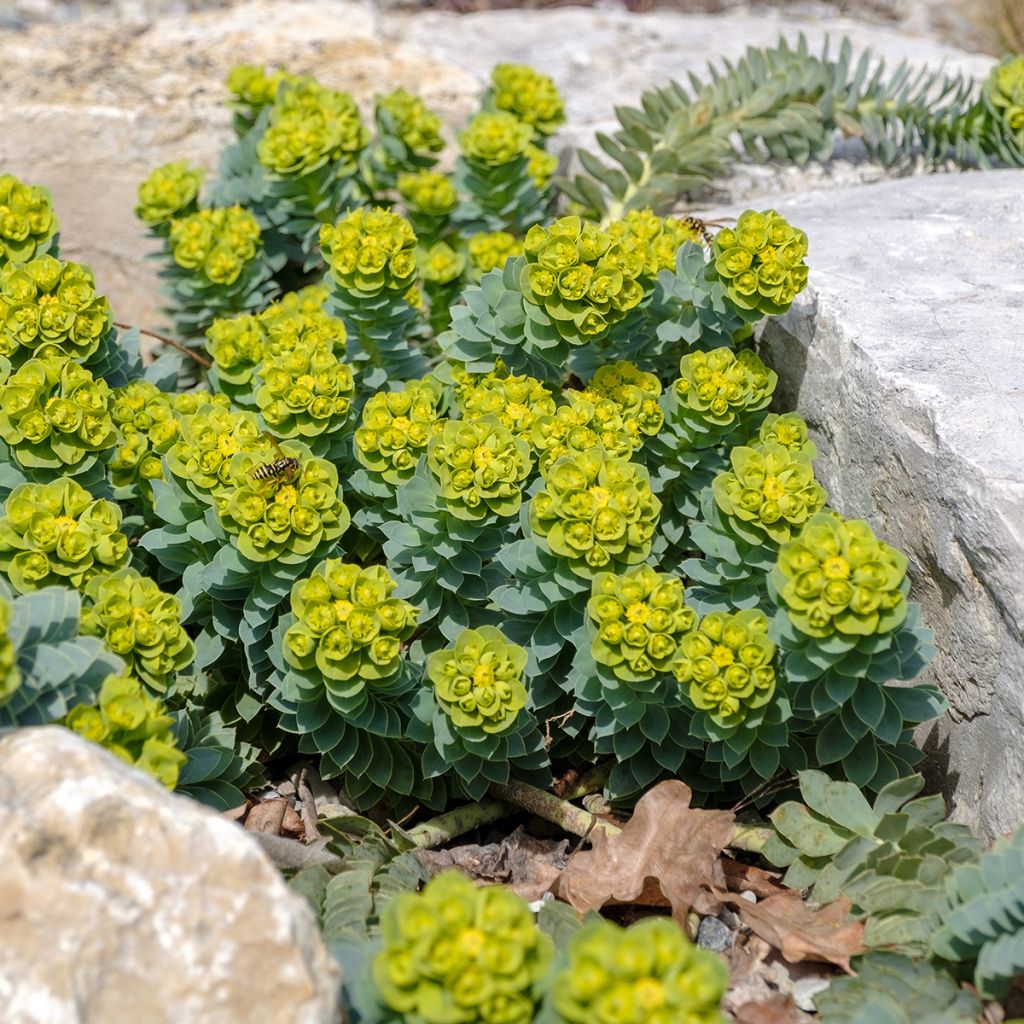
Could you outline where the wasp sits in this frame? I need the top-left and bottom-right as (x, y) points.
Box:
(250, 434), (300, 483)
(684, 216), (733, 247)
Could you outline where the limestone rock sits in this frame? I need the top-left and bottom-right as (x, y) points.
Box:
(0, 726), (341, 1024)
(750, 170), (1024, 839)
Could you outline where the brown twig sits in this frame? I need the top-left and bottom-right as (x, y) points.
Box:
(113, 320), (212, 369)
(296, 767), (321, 842)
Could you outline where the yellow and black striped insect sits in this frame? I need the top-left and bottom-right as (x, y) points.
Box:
(684, 216), (733, 247)
(250, 434), (300, 484)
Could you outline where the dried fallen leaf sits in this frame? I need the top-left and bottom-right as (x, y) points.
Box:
(723, 856), (788, 899)
(719, 890), (865, 973)
(552, 780), (735, 922)
(733, 995), (808, 1024)
(220, 802), (250, 824)
(244, 797), (288, 835)
(280, 803), (304, 837)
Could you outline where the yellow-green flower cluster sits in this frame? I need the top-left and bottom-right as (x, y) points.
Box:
(548, 917), (729, 1024)
(373, 870), (553, 1023)
(491, 63), (565, 136)
(81, 568), (194, 695)
(226, 64), (291, 110)
(459, 111), (534, 167)
(215, 446), (350, 562)
(427, 626), (529, 735)
(0, 173), (59, 265)
(673, 608), (775, 727)
(354, 380), (446, 485)
(0, 356), (117, 471)
(397, 170), (459, 217)
(108, 380), (180, 490)
(606, 209), (703, 278)
(0, 596), (21, 704)
(525, 143), (558, 188)
(377, 88), (445, 155)
(987, 55), (1024, 146)
(710, 209), (809, 315)
(426, 415), (532, 522)
(458, 369), (556, 441)
(258, 77), (369, 176)
(467, 231), (522, 277)
(520, 215), (647, 344)
(674, 347), (777, 431)
(283, 560), (418, 684)
(254, 344), (354, 440)
(755, 412), (816, 457)
(165, 403), (267, 500)
(135, 161), (203, 228)
(320, 207), (418, 297)
(774, 512), (909, 638)
(418, 242), (466, 286)
(169, 206), (261, 286)
(0, 256), (112, 364)
(0, 479), (128, 593)
(65, 674), (186, 788)
(581, 360), (664, 441)
(712, 442), (827, 545)
(529, 400), (632, 475)
(529, 449), (661, 577)
(588, 566), (696, 682)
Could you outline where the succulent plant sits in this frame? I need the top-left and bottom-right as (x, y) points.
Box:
(397, 170), (459, 241)
(368, 870), (553, 1024)
(108, 380), (181, 494)
(754, 411), (816, 457)
(605, 209), (703, 279)
(489, 63), (566, 136)
(709, 209), (808, 316)
(529, 449), (661, 578)
(64, 673), (187, 788)
(467, 231), (522, 279)
(772, 512), (908, 638)
(376, 89), (445, 158)
(81, 567), (194, 696)
(544, 916), (729, 1024)
(673, 607), (776, 727)
(226, 63), (290, 118)
(460, 112), (534, 168)
(169, 205), (262, 287)
(0, 592), (20, 703)
(135, 161), (203, 231)
(457, 368), (556, 443)
(526, 144), (559, 189)
(0, 479), (129, 592)
(0, 255), (113, 366)
(0, 173), (60, 265)
(985, 55), (1024, 149)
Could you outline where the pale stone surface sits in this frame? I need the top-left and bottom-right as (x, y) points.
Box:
(0, 0), (994, 326)
(0, 726), (341, 1024)
(750, 170), (1024, 839)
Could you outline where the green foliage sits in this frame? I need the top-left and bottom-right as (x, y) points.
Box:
(488, 64), (566, 136)
(0, 173), (59, 266)
(985, 55), (1024, 156)
(135, 161), (203, 232)
(541, 916), (729, 1024)
(64, 672), (187, 787)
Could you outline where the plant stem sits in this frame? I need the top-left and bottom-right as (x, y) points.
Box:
(114, 320), (212, 369)
(559, 762), (613, 801)
(403, 798), (515, 850)
(729, 822), (774, 854)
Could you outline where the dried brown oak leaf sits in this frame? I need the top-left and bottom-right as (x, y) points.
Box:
(718, 891), (865, 973)
(733, 995), (808, 1024)
(552, 780), (734, 922)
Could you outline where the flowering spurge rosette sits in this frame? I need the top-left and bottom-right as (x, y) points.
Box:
(418, 242), (466, 334)
(252, 342), (354, 452)
(528, 400), (633, 477)
(163, 205), (276, 341)
(455, 112), (549, 233)
(366, 871), (553, 1024)
(457, 369), (556, 443)
(605, 209), (703, 280)
(754, 411), (816, 457)
(712, 441), (827, 547)
(426, 415), (533, 523)
(0, 355), (118, 478)
(108, 380), (181, 498)
(529, 449), (661, 579)
(525, 144), (559, 189)
(65, 674), (187, 788)
(81, 568), (194, 696)
(709, 209), (809, 316)
(0, 174), (60, 266)
(368, 89), (445, 192)
(397, 171), (459, 243)
(412, 626), (548, 798)
(488, 63), (565, 136)
(320, 208), (426, 377)
(214, 443), (350, 563)
(544, 917), (728, 1024)
(0, 256), (113, 366)
(467, 231), (522, 279)
(135, 161), (203, 233)
(0, 595), (20, 704)
(767, 513), (942, 789)
(0, 479), (129, 593)
(225, 64), (291, 127)
(985, 55), (1024, 152)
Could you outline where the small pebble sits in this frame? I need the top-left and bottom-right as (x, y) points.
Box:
(739, 889), (757, 903)
(276, 781), (296, 798)
(696, 915), (733, 953)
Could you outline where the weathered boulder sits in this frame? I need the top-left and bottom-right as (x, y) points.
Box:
(0, 726), (341, 1024)
(753, 170), (1024, 840)
(0, 0), (993, 326)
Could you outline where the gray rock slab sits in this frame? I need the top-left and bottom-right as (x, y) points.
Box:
(0, 726), (341, 1024)
(749, 170), (1024, 839)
